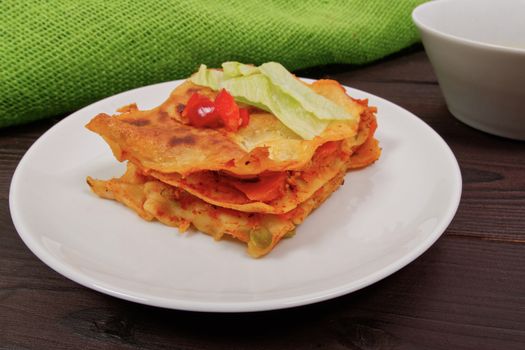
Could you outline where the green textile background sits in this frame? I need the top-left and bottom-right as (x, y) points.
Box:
(0, 0), (425, 128)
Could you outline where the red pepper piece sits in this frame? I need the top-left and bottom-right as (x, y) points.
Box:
(214, 89), (240, 131)
(183, 90), (251, 130)
(183, 93), (220, 128)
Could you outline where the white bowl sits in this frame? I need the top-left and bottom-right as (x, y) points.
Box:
(413, 0), (525, 140)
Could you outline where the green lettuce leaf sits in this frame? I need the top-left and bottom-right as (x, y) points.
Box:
(258, 62), (352, 120)
(189, 62), (355, 139)
(221, 74), (329, 139)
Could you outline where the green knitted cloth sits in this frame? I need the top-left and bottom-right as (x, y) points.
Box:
(0, 0), (425, 128)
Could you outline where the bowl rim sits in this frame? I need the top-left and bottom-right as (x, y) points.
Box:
(412, 0), (525, 55)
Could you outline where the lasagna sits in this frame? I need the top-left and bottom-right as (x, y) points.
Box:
(86, 62), (380, 257)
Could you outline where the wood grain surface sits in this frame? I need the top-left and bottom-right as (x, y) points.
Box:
(1, 46), (524, 350)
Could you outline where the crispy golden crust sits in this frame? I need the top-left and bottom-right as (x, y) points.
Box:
(86, 111), (247, 174)
(86, 80), (368, 176)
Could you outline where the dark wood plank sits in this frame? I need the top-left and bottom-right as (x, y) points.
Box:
(1, 47), (524, 350)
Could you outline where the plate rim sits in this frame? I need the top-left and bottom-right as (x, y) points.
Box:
(9, 79), (462, 312)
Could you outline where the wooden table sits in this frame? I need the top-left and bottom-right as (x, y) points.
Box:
(1, 46), (524, 349)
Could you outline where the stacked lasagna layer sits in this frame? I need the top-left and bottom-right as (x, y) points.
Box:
(86, 79), (380, 257)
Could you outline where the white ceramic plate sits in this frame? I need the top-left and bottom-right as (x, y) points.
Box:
(10, 79), (462, 312)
